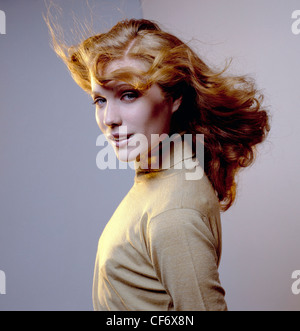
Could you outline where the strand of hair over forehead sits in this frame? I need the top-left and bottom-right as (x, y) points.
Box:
(87, 20), (183, 91)
(90, 22), (215, 96)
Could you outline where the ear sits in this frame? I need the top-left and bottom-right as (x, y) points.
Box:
(171, 96), (183, 114)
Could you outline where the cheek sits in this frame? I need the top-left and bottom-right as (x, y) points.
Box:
(144, 103), (172, 133)
(95, 110), (104, 131)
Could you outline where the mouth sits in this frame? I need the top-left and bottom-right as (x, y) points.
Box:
(107, 133), (134, 147)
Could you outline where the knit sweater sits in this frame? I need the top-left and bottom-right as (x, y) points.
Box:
(92, 140), (227, 311)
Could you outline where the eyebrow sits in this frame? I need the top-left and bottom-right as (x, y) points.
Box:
(91, 82), (136, 98)
(91, 91), (103, 98)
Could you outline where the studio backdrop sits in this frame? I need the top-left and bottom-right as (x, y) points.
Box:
(0, 0), (300, 310)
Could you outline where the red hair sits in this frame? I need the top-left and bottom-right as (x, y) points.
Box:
(46, 18), (270, 211)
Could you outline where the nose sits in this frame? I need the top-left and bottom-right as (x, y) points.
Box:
(102, 101), (122, 128)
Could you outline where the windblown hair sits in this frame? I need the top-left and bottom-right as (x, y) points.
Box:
(46, 18), (270, 211)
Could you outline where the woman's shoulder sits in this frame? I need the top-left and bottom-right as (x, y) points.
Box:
(159, 165), (220, 218)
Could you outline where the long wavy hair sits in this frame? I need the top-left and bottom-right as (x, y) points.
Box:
(46, 17), (270, 211)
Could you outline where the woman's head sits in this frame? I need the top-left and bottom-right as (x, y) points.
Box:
(56, 19), (192, 161)
(91, 56), (181, 163)
(51, 19), (212, 134)
(47, 18), (270, 211)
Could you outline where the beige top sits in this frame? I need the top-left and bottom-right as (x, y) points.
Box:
(92, 139), (227, 311)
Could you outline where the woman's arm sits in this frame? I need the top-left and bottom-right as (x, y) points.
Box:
(147, 208), (227, 311)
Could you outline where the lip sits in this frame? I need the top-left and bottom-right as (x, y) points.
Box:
(107, 133), (134, 148)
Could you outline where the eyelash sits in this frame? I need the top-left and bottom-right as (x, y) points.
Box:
(92, 97), (106, 106)
(122, 91), (139, 101)
(92, 91), (140, 106)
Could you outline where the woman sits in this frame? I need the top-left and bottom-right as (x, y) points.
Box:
(47, 18), (270, 310)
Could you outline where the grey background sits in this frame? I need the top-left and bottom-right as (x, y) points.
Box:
(0, 0), (141, 311)
(1, 0), (300, 310)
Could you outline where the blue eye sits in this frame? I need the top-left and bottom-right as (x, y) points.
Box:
(121, 91), (139, 102)
(92, 97), (106, 107)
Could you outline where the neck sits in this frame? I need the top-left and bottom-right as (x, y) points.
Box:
(134, 132), (194, 173)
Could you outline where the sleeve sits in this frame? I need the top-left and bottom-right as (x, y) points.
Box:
(147, 208), (227, 311)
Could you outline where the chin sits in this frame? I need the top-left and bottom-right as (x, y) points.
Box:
(115, 150), (138, 163)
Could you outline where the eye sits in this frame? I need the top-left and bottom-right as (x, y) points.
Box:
(121, 91), (140, 102)
(92, 97), (106, 107)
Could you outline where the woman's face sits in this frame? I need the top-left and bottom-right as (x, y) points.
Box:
(91, 58), (181, 163)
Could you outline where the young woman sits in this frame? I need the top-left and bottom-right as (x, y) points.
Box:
(47, 18), (270, 311)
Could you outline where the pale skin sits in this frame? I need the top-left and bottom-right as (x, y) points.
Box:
(91, 58), (182, 168)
